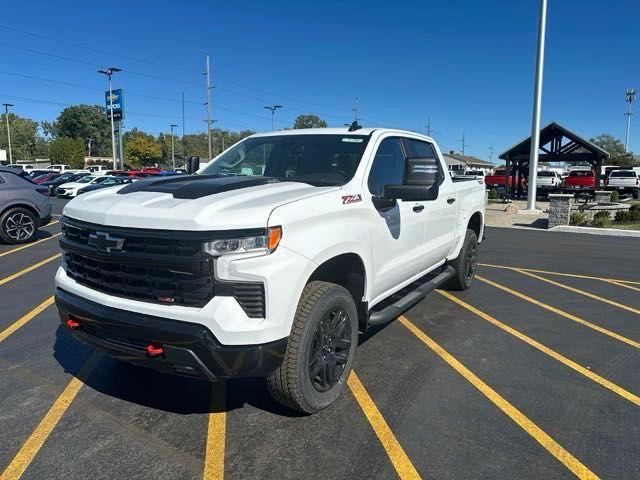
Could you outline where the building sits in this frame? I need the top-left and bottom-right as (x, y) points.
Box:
(442, 151), (494, 175)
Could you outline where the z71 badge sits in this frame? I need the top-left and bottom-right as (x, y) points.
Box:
(341, 194), (362, 205)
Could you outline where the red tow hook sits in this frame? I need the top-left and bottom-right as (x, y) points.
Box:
(65, 318), (81, 330)
(146, 343), (164, 358)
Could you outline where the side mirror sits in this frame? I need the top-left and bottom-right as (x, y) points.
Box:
(382, 183), (439, 201)
(186, 156), (200, 175)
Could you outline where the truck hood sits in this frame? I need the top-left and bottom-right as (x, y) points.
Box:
(63, 175), (338, 230)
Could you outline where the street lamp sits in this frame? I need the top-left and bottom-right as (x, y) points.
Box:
(264, 105), (283, 131)
(2, 103), (13, 165)
(624, 88), (636, 153)
(170, 124), (178, 170)
(98, 67), (122, 170)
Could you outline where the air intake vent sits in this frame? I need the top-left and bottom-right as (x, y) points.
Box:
(233, 283), (265, 318)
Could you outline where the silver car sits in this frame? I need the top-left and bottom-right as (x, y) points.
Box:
(0, 167), (53, 244)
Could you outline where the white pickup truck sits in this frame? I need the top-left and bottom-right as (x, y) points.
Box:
(605, 170), (640, 199)
(55, 127), (486, 413)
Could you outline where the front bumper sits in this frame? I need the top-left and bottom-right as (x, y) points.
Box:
(55, 288), (288, 380)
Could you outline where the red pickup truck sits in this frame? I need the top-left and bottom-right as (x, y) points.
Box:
(561, 170), (595, 193)
(484, 169), (526, 190)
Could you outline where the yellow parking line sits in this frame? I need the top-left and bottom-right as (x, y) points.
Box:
(436, 290), (640, 407)
(0, 232), (62, 258)
(1, 354), (99, 480)
(515, 269), (640, 316)
(0, 253), (61, 287)
(476, 276), (640, 349)
(398, 316), (599, 480)
(606, 280), (640, 293)
(479, 263), (640, 286)
(0, 297), (55, 343)
(348, 371), (421, 480)
(203, 383), (226, 480)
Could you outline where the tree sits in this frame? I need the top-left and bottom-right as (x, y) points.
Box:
(589, 134), (637, 167)
(48, 137), (86, 168)
(45, 105), (112, 156)
(0, 113), (40, 160)
(293, 114), (327, 129)
(123, 129), (161, 168)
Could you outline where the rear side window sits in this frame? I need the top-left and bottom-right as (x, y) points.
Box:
(610, 171), (636, 177)
(367, 138), (405, 196)
(402, 138), (441, 187)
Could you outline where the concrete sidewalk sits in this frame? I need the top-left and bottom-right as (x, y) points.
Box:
(485, 199), (549, 229)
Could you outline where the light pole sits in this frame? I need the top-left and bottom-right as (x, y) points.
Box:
(98, 67), (122, 170)
(3, 103), (13, 165)
(525, 0), (548, 212)
(170, 124), (178, 170)
(264, 105), (283, 130)
(624, 89), (636, 153)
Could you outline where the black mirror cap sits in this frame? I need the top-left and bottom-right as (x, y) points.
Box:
(186, 156), (200, 175)
(382, 184), (439, 201)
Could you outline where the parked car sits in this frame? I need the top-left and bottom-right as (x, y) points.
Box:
(87, 165), (110, 175)
(0, 167), (52, 244)
(464, 170), (485, 179)
(536, 171), (562, 193)
(46, 164), (73, 173)
(561, 170), (596, 193)
(605, 170), (640, 199)
(27, 169), (52, 179)
(484, 168), (526, 190)
(33, 173), (62, 184)
(54, 175), (115, 198)
(40, 173), (90, 193)
(55, 127), (486, 413)
(78, 176), (133, 194)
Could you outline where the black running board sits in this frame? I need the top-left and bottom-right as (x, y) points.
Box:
(367, 266), (455, 327)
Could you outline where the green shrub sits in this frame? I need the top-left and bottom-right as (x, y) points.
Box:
(610, 190), (619, 202)
(630, 204), (640, 212)
(615, 210), (630, 222)
(591, 211), (611, 227)
(570, 212), (587, 226)
(488, 188), (499, 200)
(629, 209), (640, 222)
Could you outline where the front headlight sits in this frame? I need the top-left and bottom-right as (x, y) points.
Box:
(203, 226), (282, 256)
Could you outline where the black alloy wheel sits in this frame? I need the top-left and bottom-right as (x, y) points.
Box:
(309, 308), (352, 392)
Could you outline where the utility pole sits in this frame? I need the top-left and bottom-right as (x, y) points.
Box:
(3, 103), (13, 164)
(204, 55), (213, 161)
(264, 105), (283, 130)
(624, 88), (636, 153)
(98, 67), (122, 170)
(118, 123), (124, 167)
(87, 137), (93, 157)
(489, 143), (494, 164)
(170, 124), (177, 170)
(352, 97), (359, 123)
(460, 132), (467, 156)
(525, 0), (548, 212)
(426, 117), (432, 136)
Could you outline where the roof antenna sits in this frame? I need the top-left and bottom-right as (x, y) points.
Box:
(347, 120), (362, 132)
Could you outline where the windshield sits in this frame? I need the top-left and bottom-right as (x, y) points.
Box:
(610, 171), (636, 177)
(537, 171), (556, 177)
(77, 176), (96, 184)
(569, 171), (594, 177)
(93, 176), (115, 184)
(199, 134), (371, 186)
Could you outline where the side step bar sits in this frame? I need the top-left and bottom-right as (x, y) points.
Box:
(367, 266), (455, 327)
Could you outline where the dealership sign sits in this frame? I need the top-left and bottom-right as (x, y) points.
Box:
(105, 89), (124, 120)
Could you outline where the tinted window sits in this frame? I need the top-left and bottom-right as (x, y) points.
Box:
(569, 171), (594, 177)
(538, 171), (556, 177)
(402, 138), (441, 187)
(367, 138), (405, 196)
(610, 171), (636, 177)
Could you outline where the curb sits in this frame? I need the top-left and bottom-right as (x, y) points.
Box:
(550, 225), (640, 237)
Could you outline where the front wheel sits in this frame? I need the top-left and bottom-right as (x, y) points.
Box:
(445, 229), (479, 291)
(0, 207), (37, 244)
(266, 281), (358, 414)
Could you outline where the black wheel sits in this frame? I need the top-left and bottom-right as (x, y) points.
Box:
(445, 229), (478, 291)
(266, 281), (358, 414)
(633, 190), (639, 200)
(0, 207), (37, 244)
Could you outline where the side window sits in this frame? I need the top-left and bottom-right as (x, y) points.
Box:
(402, 138), (442, 187)
(367, 138), (405, 196)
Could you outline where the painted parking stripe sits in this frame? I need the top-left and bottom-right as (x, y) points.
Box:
(0, 232), (61, 258)
(0, 354), (99, 480)
(476, 275), (640, 349)
(606, 280), (640, 293)
(398, 316), (599, 480)
(436, 290), (640, 407)
(515, 269), (640, 316)
(203, 383), (226, 480)
(0, 297), (54, 343)
(0, 253), (61, 287)
(479, 263), (640, 286)
(348, 371), (421, 480)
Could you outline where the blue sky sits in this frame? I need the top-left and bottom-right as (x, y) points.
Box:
(1, 0), (638, 159)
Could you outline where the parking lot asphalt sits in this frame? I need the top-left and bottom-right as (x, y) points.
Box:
(1, 199), (639, 479)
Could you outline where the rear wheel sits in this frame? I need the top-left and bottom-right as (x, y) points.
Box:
(0, 207), (38, 244)
(266, 281), (358, 414)
(445, 229), (478, 291)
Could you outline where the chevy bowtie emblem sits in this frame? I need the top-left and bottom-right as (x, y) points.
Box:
(88, 231), (125, 253)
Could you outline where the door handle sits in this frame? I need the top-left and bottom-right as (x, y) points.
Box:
(447, 197), (456, 204)
(412, 204), (425, 213)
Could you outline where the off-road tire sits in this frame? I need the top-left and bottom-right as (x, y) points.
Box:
(266, 281), (358, 414)
(0, 207), (37, 245)
(445, 229), (478, 291)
